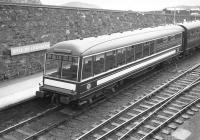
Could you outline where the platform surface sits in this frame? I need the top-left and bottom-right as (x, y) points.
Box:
(0, 72), (42, 110)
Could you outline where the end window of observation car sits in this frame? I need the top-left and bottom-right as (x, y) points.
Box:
(45, 53), (78, 81)
(62, 56), (78, 81)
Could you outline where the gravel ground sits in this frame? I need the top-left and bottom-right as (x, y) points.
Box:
(0, 98), (55, 131)
(25, 49), (200, 140)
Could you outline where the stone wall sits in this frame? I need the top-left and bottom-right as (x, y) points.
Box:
(0, 2), (198, 81)
(0, 0), (41, 4)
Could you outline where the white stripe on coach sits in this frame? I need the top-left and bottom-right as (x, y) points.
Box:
(97, 50), (176, 85)
(44, 79), (76, 91)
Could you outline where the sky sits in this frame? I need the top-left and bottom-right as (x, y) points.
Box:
(40, 0), (200, 11)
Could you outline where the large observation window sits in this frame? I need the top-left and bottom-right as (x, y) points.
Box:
(45, 53), (78, 81)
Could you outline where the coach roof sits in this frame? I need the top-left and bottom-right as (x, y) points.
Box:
(180, 20), (200, 30)
(49, 25), (184, 56)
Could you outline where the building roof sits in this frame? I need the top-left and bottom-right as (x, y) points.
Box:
(49, 25), (184, 57)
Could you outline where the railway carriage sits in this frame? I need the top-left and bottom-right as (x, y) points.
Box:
(180, 21), (200, 52)
(36, 25), (184, 104)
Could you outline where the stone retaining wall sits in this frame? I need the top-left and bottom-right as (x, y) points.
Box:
(0, 2), (198, 81)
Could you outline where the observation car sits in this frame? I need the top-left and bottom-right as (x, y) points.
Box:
(36, 24), (185, 104)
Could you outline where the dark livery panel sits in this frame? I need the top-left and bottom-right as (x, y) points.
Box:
(180, 21), (200, 52)
(36, 21), (200, 104)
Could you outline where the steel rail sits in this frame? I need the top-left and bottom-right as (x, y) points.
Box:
(76, 63), (200, 140)
(0, 68), (161, 140)
(0, 105), (60, 136)
(96, 77), (200, 140)
(119, 77), (200, 140)
(141, 96), (200, 140)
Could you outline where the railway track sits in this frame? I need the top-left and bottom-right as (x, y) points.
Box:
(0, 68), (164, 140)
(0, 105), (63, 140)
(77, 63), (200, 140)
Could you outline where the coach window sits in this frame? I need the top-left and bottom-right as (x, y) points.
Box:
(94, 54), (105, 75)
(45, 54), (62, 78)
(62, 56), (78, 81)
(143, 42), (150, 57)
(117, 48), (126, 66)
(126, 46), (134, 63)
(105, 51), (116, 71)
(82, 57), (92, 79)
(135, 44), (143, 60)
(156, 38), (163, 45)
(150, 41), (154, 55)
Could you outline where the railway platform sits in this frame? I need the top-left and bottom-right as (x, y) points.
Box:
(0, 72), (42, 110)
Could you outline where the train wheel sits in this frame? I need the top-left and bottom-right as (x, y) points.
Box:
(118, 80), (124, 87)
(51, 94), (60, 104)
(111, 87), (116, 93)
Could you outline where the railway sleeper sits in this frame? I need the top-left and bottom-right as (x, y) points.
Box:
(102, 127), (111, 132)
(161, 129), (171, 135)
(171, 103), (185, 108)
(174, 118), (184, 124)
(151, 120), (162, 125)
(175, 80), (191, 85)
(153, 135), (164, 140)
(157, 114), (169, 120)
(168, 87), (181, 91)
(163, 110), (175, 115)
(140, 104), (152, 109)
(188, 91), (200, 96)
(186, 110), (195, 115)
(164, 89), (178, 95)
(196, 103), (200, 108)
(145, 100), (157, 106)
(93, 133), (102, 139)
(144, 124), (156, 130)
(190, 71), (200, 75)
(167, 106), (180, 112)
(184, 94), (197, 99)
(156, 95), (167, 100)
(168, 123), (178, 130)
(190, 107), (199, 112)
(175, 99), (189, 105)
(181, 114), (190, 119)
(179, 96), (194, 101)
(170, 84), (186, 89)
(191, 87), (200, 93)
(179, 79), (194, 83)
(137, 130), (148, 136)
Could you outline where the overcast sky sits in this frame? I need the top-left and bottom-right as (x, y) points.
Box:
(41, 0), (200, 11)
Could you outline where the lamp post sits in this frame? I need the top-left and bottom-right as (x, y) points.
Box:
(173, 8), (176, 24)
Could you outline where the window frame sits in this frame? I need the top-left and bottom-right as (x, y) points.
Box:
(80, 33), (182, 81)
(45, 53), (80, 82)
